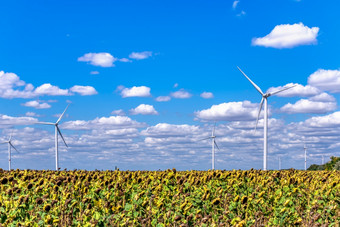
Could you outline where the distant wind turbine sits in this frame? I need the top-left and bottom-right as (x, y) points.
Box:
(200, 122), (220, 170)
(322, 155), (325, 165)
(304, 144), (307, 170)
(1, 132), (19, 171)
(237, 66), (296, 170)
(278, 156), (281, 170)
(36, 104), (70, 171)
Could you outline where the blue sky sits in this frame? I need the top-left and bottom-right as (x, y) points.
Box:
(1, 0), (340, 170)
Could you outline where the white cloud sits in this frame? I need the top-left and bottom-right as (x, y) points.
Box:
(237, 11), (246, 17)
(171, 89), (192, 99)
(90, 71), (99, 75)
(0, 70), (95, 99)
(78, 52), (117, 67)
(267, 83), (321, 97)
(308, 69), (340, 93)
(280, 99), (336, 114)
(173, 83), (179, 88)
(34, 84), (71, 96)
(22, 100), (51, 109)
(142, 123), (200, 137)
(120, 86), (151, 98)
(119, 58), (132, 62)
(130, 104), (158, 115)
(200, 92), (214, 99)
(0, 114), (37, 128)
(70, 85), (98, 96)
(155, 96), (171, 102)
(111, 109), (126, 116)
(25, 112), (41, 117)
(232, 0), (239, 9)
(62, 116), (146, 130)
(195, 101), (260, 121)
(309, 92), (336, 102)
(304, 111), (340, 128)
(0, 71), (35, 98)
(252, 23), (319, 48)
(129, 51), (152, 60)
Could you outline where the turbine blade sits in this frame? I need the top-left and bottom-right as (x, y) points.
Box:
(10, 142), (19, 153)
(1, 142), (8, 144)
(214, 140), (220, 151)
(9, 131), (13, 141)
(237, 66), (264, 95)
(56, 104), (70, 124)
(57, 126), (68, 147)
(269, 84), (297, 96)
(35, 122), (55, 125)
(198, 137), (211, 141)
(255, 98), (264, 132)
(213, 122), (216, 136)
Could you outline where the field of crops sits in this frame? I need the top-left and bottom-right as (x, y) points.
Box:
(0, 169), (339, 226)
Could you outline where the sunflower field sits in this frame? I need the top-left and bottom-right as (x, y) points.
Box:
(0, 168), (339, 226)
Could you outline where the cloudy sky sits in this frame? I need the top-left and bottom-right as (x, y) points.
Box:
(1, 0), (340, 170)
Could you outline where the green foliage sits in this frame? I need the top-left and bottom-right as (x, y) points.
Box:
(308, 156), (340, 171)
(0, 169), (339, 226)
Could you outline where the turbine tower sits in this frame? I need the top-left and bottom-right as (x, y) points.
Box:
(36, 104), (70, 171)
(322, 155), (324, 165)
(278, 156), (281, 170)
(237, 67), (296, 170)
(200, 123), (220, 170)
(1, 132), (19, 171)
(304, 144), (307, 170)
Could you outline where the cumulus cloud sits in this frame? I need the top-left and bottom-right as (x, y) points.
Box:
(195, 101), (260, 121)
(232, 0), (239, 9)
(22, 100), (51, 109)
(171, 89), (192, 99)
(0, 71), (36, 98)
(119, 86), (151, 98)
(200, 92), (214, 99)
(142, 123), (200, 137)
(34, 84), (70, 96)
(308, 69), (340, 93)
(0, 114), (37, 128)
(304, 111), (340, 128)
(62, 116), (146, 130)
(90, 71), (99, 75)
(280, 99), (336, 114)
(155, 96), (171, 102)
(252, 23), (319, 48)
(111, 109), (126, 116)
(70, 85), (98, 96)
(267, 83), (321, 97)
(130, 104), (158, 115)
(78, 52), (117, 67)
(25, 112), (41, 117)
(129, 51), (152, 60)
(309, 92), (335, 102)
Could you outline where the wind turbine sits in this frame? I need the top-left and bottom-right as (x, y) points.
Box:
(36, 104), (69, 171)
(200, 123), (220, 170)
(237, 67), (296, 170)
(2, 132), (19, 171)
(322, 155), (325, 165)
(304, 144), (307, 170)
(278, 156), (281, 170)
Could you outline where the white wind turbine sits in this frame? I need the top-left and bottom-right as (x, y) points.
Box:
(200, 123), (220, 170)
(304, 144), (307, 170)
(237, 67), (296, 170)
(1, 132), (19, 171)
(36, 104), (70, 171)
